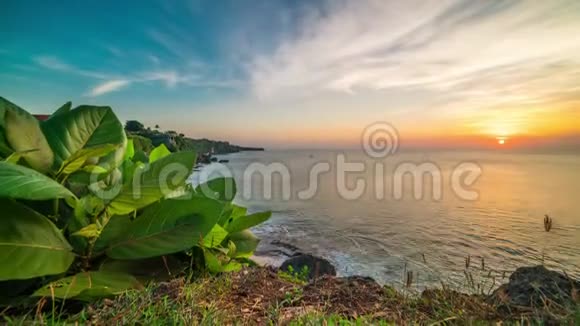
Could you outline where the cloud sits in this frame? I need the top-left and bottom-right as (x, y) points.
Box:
(32, 55), (231, 96)
(104, 45), (123, 57)
(88, 80), (131, 96)
(140, 70), (184, 87)
(34, 56), (72, 70)
(250, 0), (580, 108)
(34, 55), (109, 79)
(33, 55), (182, 92)
(148, 28), (198, 61)
(147, 54), (160, 64)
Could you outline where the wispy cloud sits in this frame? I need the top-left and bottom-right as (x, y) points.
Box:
(34, 56), (74, 71)
(148, 28), (197, 61)
(34, 56), (109, 79)
(33, 54), (238, 97)
(147, 54), (160, 65)
(250, 0), (580, 109)
(140, 70), (186, 88)
(104, 45), (123, 57)
(88, 79), (131, 96)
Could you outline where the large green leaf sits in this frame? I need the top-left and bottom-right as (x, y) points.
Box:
(124, 138), (135, 161)
(105, 151), (196, 215)
(217, 203), (247, 225)
(195, 177), (237, 202)
(225, 211), (271, 234)
(33, 271), (141, 300)
(104, 196), (224, 259)
(3, 149), (38, 164)
(41, 105), (126, 169)
(0, 162), (75, 200)
(66, 164), (114, 186)
(228, 230), (260, 258)
(50, 101), (72, 118)
(58, 144), (118, 175)
(0, 199), (75, 280)
(202, 224), (228, 248)
(1, 97), (54, 172)
(120, 159), (135, 184)
(149, 144), (171, 163)
(93, 214), (133, 254)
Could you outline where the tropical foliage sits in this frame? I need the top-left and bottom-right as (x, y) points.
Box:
(0, 97), (270, 303)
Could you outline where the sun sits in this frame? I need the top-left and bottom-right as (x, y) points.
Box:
(496, 137), (508, 145)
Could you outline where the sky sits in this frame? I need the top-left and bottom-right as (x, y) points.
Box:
(1, 0), (580, 150)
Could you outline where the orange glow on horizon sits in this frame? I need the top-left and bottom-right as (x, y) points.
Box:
(171, 104), (580, 150)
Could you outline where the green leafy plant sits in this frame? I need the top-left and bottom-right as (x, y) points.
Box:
(0, 97), (270, 303)
(278, 265), (310, 284)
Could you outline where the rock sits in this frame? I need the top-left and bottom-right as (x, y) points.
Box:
(279, 254), (336, 280)
(488, 265), (579, 308)
(197, 154), (211, 164)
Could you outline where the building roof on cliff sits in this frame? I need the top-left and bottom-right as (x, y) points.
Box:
(33, 114), (50, 121)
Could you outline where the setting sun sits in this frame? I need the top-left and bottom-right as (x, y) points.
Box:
(496, 136), (508, 145)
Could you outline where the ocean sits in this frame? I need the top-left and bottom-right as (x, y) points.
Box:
(198, 150), (580, 290)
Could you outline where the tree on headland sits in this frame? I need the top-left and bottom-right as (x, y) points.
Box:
(125, 120), (145, 132)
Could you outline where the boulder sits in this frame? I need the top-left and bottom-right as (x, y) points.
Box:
(280, 254), (336, 280)
(488, 265), (579, 308)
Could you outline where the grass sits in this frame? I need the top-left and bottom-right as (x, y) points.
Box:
(288, 313), (393, 325)
(2, 266), (578, 325)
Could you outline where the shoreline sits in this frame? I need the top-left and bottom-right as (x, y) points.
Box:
(199, 152), (580, 289)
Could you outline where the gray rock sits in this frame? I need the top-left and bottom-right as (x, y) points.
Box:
(280, 254), (336, 280)
(489, 265), (579, 308)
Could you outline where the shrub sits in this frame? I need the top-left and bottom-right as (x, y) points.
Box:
(0, 97), (270, 303)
